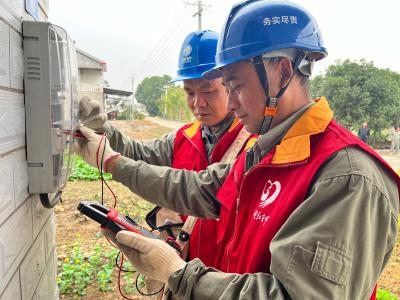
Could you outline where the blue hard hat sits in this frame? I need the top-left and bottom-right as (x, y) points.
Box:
(171, 30), (222, 82)
(204, 0), (327, 79)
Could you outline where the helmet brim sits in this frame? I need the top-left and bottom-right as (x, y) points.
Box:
(169, 72), (202, 83)
(171, 69), (223, 83)
(202, 67), (224, 80)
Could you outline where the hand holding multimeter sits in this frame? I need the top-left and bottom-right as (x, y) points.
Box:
(77, 201), (186, 285)
(77, 201), (181, 253)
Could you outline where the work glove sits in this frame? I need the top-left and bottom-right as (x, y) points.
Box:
(79, 96), (108, 131)
(107, 230), (186, 283)
(71, 126), (120, 172)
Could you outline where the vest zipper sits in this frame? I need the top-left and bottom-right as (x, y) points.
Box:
(197, 220), (202, 259)
(225, 159), (308, 271)
(225, 196), (240, 272)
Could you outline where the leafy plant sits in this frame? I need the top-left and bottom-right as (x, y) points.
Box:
(119, 260), (136, 294)
(88, 244), (102, 273)
(136, 274), (146, 291)
(105, 248), (119, 261)
(377, 288), (398, 300)
(57, 238), (93, 296)
(96, 248), (118, 292)
(97, 263), (114, 292)
(58, 239), (121, 296)
(69, 156), (112, 181)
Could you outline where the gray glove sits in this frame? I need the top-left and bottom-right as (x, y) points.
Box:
(79, 96), (108, 131)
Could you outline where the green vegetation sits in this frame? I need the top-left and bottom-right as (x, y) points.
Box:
(160, 86), (194, 123)
(122, 267), (137, 295)
(57, 238), (97, 296)
(116, 108), (145, 120)
(311, 59), (400, 146)
(69, 156), (112, 181)
(132, 111), (146, 120)
(377, 288), (399, 300)
(115, 108), (130, 120)
(57, 236), (138, 296)
(135, 75), (172, 116)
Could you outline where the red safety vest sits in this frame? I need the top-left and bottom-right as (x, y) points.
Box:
(172, 117), (256, 267)
(216, 99), (399, 299)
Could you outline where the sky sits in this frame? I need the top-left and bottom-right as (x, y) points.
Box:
(49, 0), (400, 92)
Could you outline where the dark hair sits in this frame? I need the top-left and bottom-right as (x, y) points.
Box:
(296, 72), (310, 96)
(266, 57), (310, 96)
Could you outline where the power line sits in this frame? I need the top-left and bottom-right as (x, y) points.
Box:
(136, 6), (189, 74)
(136, 2), (211, 82)
(141, 15), (193, 75)
(143, 18), (197, 78)
(143, 1), (208, 73)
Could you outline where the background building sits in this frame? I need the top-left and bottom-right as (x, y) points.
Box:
(77, 48), (107, 110)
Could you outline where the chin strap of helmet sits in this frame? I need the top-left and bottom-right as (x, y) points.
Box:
(252, 51), (306, 135)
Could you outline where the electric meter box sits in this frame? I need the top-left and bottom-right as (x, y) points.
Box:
(23, 21), (79, 207)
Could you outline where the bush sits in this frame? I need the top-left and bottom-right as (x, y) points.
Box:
(116, 109), (145, 120)
(132, 111), (145, 120)
(116, 109), (130, 120)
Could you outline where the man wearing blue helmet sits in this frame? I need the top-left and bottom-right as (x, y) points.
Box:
(78, 30), (255, 269)
(75, 1), (399, 299)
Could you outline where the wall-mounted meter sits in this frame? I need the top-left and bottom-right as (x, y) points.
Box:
(23, 21), (79, 208)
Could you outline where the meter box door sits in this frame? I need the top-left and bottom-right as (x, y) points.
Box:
(23, 21), (79, 208)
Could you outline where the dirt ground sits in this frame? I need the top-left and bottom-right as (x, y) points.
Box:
(55, 119), (400, 299)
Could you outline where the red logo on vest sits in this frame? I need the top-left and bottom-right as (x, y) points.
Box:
(260, 180), (281, 208)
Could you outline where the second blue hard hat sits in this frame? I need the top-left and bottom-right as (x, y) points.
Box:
(171, 30), (222, 82)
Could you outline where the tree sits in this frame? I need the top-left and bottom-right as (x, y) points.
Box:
(159, 86), (193, 122)
(135, 75), (172, 116)
(311, 59), (400, 144)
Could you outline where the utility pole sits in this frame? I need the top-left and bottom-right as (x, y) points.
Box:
(156, 86), (168, 119)
(186, 0), (210, 30)
(196, 0), (202, 30)
(131, 74), (135, 119)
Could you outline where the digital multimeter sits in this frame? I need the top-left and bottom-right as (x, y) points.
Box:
(77, 201), (158, 238)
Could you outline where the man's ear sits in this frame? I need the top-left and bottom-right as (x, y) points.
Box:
(279, 58), (294, 88)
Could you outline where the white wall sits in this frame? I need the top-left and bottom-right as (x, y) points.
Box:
(0, 0), (59, 299)
(79, 68), (103, 85)
(79, 69), (104, 108)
